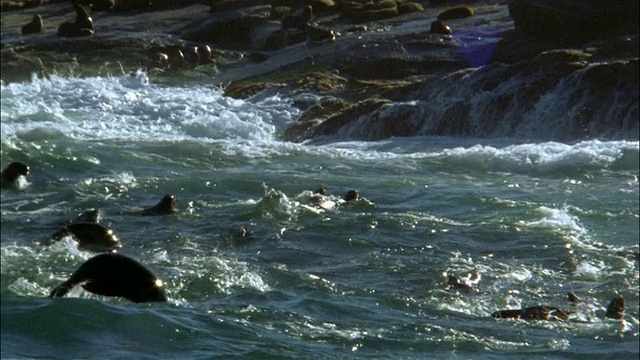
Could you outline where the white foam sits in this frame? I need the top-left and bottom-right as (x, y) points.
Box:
(2, 73), (637, 170)
(523, 206), (586, 234)
(1, 73), (298, 145)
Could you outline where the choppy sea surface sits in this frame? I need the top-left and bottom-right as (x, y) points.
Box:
(1, 73), (638, 359)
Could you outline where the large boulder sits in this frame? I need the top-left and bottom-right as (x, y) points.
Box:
(509, 0), (639, 44)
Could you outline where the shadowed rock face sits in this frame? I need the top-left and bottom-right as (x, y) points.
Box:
(1, 1), (637, 143)
(509, 0), (639, 44)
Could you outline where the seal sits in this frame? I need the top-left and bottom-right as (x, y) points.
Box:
(491, 294), (626, 321)
(49, 253), (167, 303)
(57, 4), (94, 38)
(605, 296), (625, 319)
(446, 275), (474, 293)
(62, 208), (101, 226)
(21, 14), (44, 35)
(430, 20), (452, 35)
(1, 161), (30, 185)
(306, 23), (335, 43)
(140, 194), (177, 216)
(282, 5), (313, 31)
(492, 305), (572, 321)
(50, 222), (120, 251)
(343, 189), (360, 202)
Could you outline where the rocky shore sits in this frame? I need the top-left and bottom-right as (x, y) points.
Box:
(1, 0), (638, 142)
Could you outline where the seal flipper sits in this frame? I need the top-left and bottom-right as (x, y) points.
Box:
(49, 280), (75, 298)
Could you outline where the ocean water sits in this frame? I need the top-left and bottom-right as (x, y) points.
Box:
(1, 73), (638, 359)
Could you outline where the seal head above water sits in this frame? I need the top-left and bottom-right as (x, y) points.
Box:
(140, 194), (177, 216)
(57, 4), (94, 37)
(21, 14), (44, 35)
(50, 222), (120, 251)
(1, 161), (30, 185)
(49, 253), (167, 303)
(492, 305), (572, 321)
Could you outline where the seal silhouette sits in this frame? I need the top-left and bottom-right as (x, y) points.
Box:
(50, 222), (120, 251)
(492, 305), (572, 321)
(140, 194), (177, 216)
(21, 14), (44, 35)
(491, 295), (626, 321)
(1, 161), (30, 185)
(57, 3), (94, 37)
(62, 208), (101, 226)
(49, 253), (167, 303)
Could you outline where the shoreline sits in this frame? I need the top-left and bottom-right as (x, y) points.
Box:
(2, 1), (638, 142)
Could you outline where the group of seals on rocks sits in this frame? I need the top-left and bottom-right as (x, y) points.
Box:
(20, 3), (94, 37)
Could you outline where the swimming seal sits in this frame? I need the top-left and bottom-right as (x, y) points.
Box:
(62, 208), (102, 226)
(343, 189), (359, 202)
(605, 296), (624, 319)
(50, 222), (120, 251)
(1, 161), (30, 185)
(57, 4), (94, 37)
(49, 253), (167, 303)
(140, 194), (177, 216)
(21, 14), (44, 35)
(492, 294), (626, 321)
(446, 275), (474, 293)
(492, 306), (572, 321)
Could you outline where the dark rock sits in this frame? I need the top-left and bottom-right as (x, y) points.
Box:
(430, 20), (451, 34)
(437, 6), (473, 21)
(509, 0), (639, 45)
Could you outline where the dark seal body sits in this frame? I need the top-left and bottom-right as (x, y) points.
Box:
(140, 194), (177, 216)
(49, 253), (167, 303)
(50, 222), (120, 251)
(21, 14), (44, 35)
(57, 4), (94, 37)
(1, 161), (30, 185)
(605, 296), (625, 319)
(492, 306), (572, 321)
(282, 5), (313, 30)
